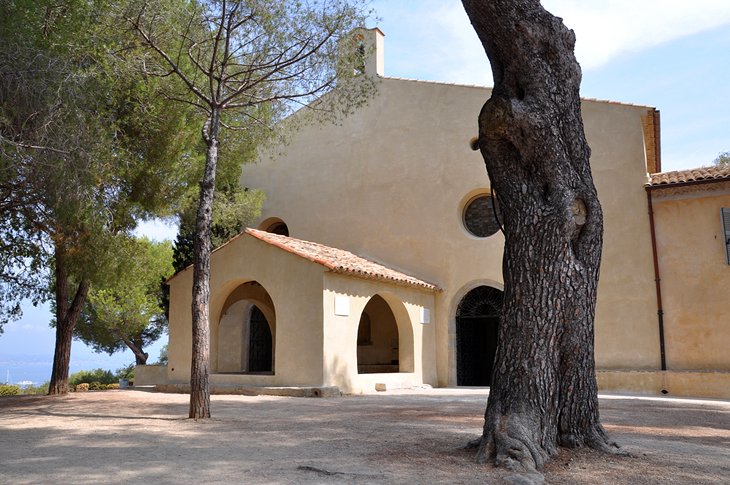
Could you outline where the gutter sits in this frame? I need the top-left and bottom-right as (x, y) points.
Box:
(645, 186), (667, 371)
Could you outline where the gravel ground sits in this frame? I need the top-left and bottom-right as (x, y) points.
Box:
(1, 388), (729, 484)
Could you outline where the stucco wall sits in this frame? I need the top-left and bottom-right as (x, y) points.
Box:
(321, 273), (437, 393)
(652, 186), (730, 371)
(167, 234), (326, 386)
(243, 72), (660, 384)
(582, 100), (661, 370)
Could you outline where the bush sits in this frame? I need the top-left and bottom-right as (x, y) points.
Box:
(0, 384), (20, 396)
(75, 383), (90, 392)
(69, 368), (116, 386)
(115, 363), (135, 380)
(20, 382), (49, 395)
(106, 383), (120, 390)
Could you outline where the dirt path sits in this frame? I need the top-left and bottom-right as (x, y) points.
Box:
(1, 389), (729, 484)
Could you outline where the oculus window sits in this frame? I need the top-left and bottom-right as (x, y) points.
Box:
(463, 194), (501, 238)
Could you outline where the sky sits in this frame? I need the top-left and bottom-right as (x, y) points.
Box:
(2, 1), (729, 384)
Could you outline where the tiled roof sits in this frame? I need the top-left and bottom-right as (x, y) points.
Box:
(647, 165), (730, 187)
(245, 228), (440, 292)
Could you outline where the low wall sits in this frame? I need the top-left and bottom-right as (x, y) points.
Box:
(134, 365), (168, 386)
(597, 370), (730, 399)
(156, 383), (340, 397)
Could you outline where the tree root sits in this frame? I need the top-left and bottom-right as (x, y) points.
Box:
(559, 423), (632, 457)
(470, 417), (630, 473)
(465, 436), (483, 449)
(475, 413), (550, 473)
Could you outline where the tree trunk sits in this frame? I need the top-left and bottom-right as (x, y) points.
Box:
(189, 110), (221, 419)
(48, 243), (90, 395)
(461, 0), (619, 471)
(122, 336), (149, 365)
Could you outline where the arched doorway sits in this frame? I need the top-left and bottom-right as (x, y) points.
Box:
(215, 281), (275, 374)
(456, 286), (503, 386)
(247, 305), (273, 372)
(357, 295), (400, 374)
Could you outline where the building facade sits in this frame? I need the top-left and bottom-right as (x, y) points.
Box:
(164, 29), (730, 398)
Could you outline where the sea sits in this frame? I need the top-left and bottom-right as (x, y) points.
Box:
(1, 301), (167, 387)
(1, 353), (135, 387)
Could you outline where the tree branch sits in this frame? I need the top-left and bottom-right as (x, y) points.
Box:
(0, 135), (69, 154)
(126, 5), (212, 107)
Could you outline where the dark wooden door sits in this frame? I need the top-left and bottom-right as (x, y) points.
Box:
(456, 315), (499, 385)
(455, 286), (503, 386)
(248, 306), (272, 372)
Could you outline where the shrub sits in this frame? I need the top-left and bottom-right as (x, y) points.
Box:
(88, 381), (105, 390)
(0, 384), (20, 396)
(106, 383), (120, 390)
(20, 382), (49, 395)
(69, 368), (116, 386)
(75, 383), (90, 392)
(115, 363), (135, 381)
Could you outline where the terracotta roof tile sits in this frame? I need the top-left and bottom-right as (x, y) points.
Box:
(245, 228), (440, 292)
(647, 165), (730, 187)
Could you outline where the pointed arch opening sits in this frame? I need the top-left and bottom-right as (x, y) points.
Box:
(356, 294), (406, 374)
(216, 281), (275, 374)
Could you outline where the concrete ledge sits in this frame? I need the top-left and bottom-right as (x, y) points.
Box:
(348, 372), (420, 394)
(155, 383), (341, 398)
(597, 370), (730, 399)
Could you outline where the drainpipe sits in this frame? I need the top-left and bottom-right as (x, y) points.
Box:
(645, 187), (667, 371)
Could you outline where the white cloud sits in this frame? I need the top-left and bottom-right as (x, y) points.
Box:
(133, 218), (178, 242)
(373, 1), (730, 82)
(540, 1), (730, 69)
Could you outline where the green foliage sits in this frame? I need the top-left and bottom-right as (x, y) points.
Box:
(74, 237), (173, 363)
(0, 384), (20, 396)
(713, 151), (729, 167)
(75, 382), (120, 391)
(157, 344), (169, 366)
(68, 365), (134, 389)
(122, 0), (375, 276)
(172, 188), (264, 272)
(116, 363), (135, 380)
(0, 0), (202, 335)
(68, 368), (117, 386)
(19, 382), (50, 395)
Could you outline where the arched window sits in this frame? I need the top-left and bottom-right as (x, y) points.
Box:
(266, 221), (289, 236)
(258, 217), (289, 236)
(455, 286), (503, 385)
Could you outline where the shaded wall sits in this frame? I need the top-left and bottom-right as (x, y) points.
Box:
(653, 185), (730, 371)
(167, 235), (325, 386)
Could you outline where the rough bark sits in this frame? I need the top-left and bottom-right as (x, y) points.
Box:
(48, 243), (90, 395)
(188, 110), (221, 419)
(461, 0), (619, 471)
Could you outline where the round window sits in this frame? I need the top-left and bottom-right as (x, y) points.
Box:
(463, 194), (501, 238)
(266, 221), (289, 236)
